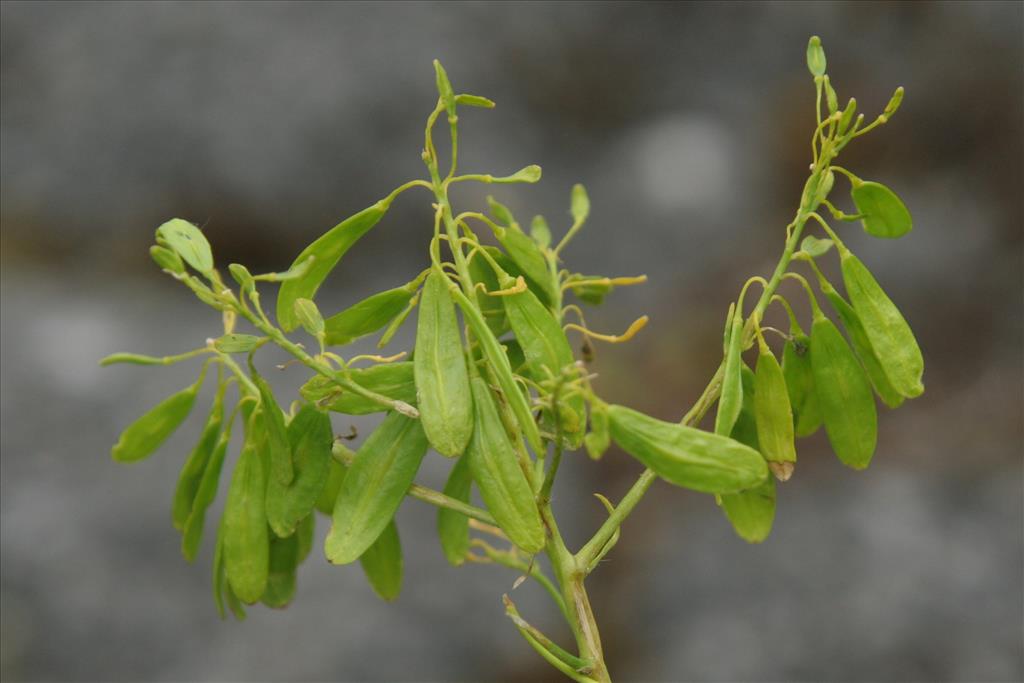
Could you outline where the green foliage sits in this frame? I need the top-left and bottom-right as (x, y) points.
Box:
(103, 37), (922, 682)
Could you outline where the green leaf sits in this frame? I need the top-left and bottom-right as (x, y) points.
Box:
(293, 298), (325, 338)
(324, 412), (428, 564)
(719, 478), (776, 544)
(276, 201), (391, 331)
(583, 403), (611, 461)
(753, 344), (797, 465)
(359, 520), (403, 601)
(467, 246), (510, 336)
(487, 196), (517, 227)
(155, 218), (214, 274)
(251, 367), (294, 485)
(315, 458), (348, 516)
(266, 405), (333, 537)
(850, 180), (913, 239)
(213, 334), (263, 354)
(437, 455), (472, 565)
(414, 270), (474, 457)
(323, 280), (419, 346)
(111, 370), (205, 462)
(454, 93), (495, 108)
(300, 362), (417, 415)
(806, 35), (826, 78)
(490, 223), (557, 305)
(433, 59), (456, 119)
(800, 235), (833, 258)
(223, 410), (270, 603)
(608, 404), (768, 494)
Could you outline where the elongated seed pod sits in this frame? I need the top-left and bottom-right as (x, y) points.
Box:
(451, 287), (544, 454)
(754, 339), (797, 465)
(782, 323), (822, 437)
(314, 459), (347, 516)
(181, 414), (235, 562)
(820, 282), (904, 408)
(490, 224), (556, 305)
(325, 412), (428, 564)
(840, 249), (924, 398)
(811, 313), (878, 469)
(277, 200), (391, 331)
(261, 532), (299, 609)
(414, 270), (474, 457)
(715, 310), (745, 437)
(437, 455), (472, 565)
(503, 286), (584, 437)
(608, 404), (767, 494)
(323, 279), (420, 346)
(172, 381), (225, 531)
(466, 378), (545, 554)
(300, 362), (417, 415)
(252, 368), (293, 485)
(265, 405), (333, 537)
(111, 370), (205, 462)
(223, 410), (270, 604)
(468, 247), (510, 336)
(359, 520), (403, 602)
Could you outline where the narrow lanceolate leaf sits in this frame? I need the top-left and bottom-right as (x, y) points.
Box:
(155, 218), (214, 274)
(466, 378), (545, 554)
(810, 315), (878, 470)
(181, 424), (233, 562)
(323, 280), (419, 346)
(451, 287), (544, 455)
(715, 310), (745, 437)
(224, 411), (270, 603)
(300, 362), (416, 415)
(782, 327), (822, 437)
(252, 368), (293, 485)
(720, 365), (776, 543)
(437, 455), (472, 566)
(503, 286), (583, 437)
(325, 412), (428, 565)
(172, 381), (226, 531)
(840, 250), (924, 398)
(266, 405), (333, 538)
(821, 284), (904, 408)
(754, 344), (796, 465)
(608, 404), (768, 494)
(276, 200), (391, 331)
(261, 532), (299, 609)
(850, 180), (912, 239)
(414, 270), (474, 457)
(111, 371), (205, 462)
(359, 520), (403, 601)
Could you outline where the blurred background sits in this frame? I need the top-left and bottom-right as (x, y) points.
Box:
(2, 1), (1021, 681)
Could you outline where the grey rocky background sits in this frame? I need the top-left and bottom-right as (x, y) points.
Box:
(1, 2), (1021, 681)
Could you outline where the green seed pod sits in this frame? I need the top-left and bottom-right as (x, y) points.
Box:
(806, 36), (827, 78)
(300, 362), (417, 415)
(261, 532), (299, 609)
(150, 245), (185, 274)
(468, 247), (510, 336)
(323, 278), (420, 346)
(568, 279), (612, 306)
(492, 165), (542, 184)
(818, 280), (904, 408)
(800, 235), (834, 258)
(782, 320), (822, 437)
(277, 200), (391, 331)
(487, 196), (518, 227)
(111, 369), (205, 462)
(437, 455), (472, 566)
(883, 86), (904, 118)
(314, 458), (348, 516)
(296, 512), (315, 562)
(530, 215), (551, 249)
(608, 404), (768, 494)
(850, 180), (913, 239)
(838, 98), (857, 136)
(571, 183), (590, 225)
(414, 270), (474, 457)
(489, 222), (556, 305)
(251, 367), (294, 485)
(228, 263), (255, 293)
(824, 75), (839, 114)
(715, 309), (745, 437)
(172, 380), (226, 531)
(466, 378), (545, 554)
(265, 405), (333, 538)
(325, 412), (428, 564)
(583, 403), (611, 461)
(451, 287), (544, 455)
(359, 520), (403, 602)
(433, 59), (456, 120)
(214, 334), (263, 354)
(155, 218), (214, 274)
(454, 93), (495, 108)
(293, 298), (325, 339)
(810, 313), (878, 469)
(181, 420), (233, 562)
(503, 286), (584, 438)
(223, 410), (270, 603)
(840, 249), (924, 397)
(729, 365), (759, 451)
(754, 337), (797, 466)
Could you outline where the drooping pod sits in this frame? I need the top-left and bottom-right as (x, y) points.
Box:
(172, 379), (226, 531)
(839, 247), (924, 398)
(250, 365), (294, 486)
(260, 532), (299, 609)
(359, 520), (403, 602)
(181, 414), (234, 562)
(753, 332), (797, 471)
(413, 269), (474, 457)
(849, 179), (912, 239)
(223, 408), (270, 604)
(111, 366), (207, 463)
(715, 307), (745, 437)
(300, 362), (417, 415)
(810, 304), (878, 470)
(324, 412), (428, 565)
(608, 404), (768, 494)
(466, 377), (545, 554)
(265, 404), (333, 538)
(467, 246), (511, 337)
(437, 455), (472, 566)
(486, 219), (556, 305)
